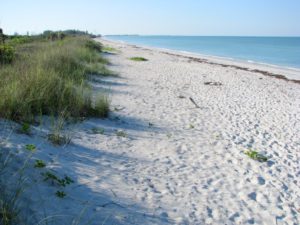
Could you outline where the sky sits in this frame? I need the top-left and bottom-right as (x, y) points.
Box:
(0, 0), (299, 36)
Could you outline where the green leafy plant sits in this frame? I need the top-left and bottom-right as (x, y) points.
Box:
(129, 57), (148, 62)
(245, 150), (268, 162)
(34, 160), (46, 168)
(43, 172), (74, 187)
(19, 123), (31, 135)
(43, 172), (59, 182)
(55, 191), (66, 198)
(116, 130), (127, 138)
(25, 144), (36, 152)
(91, 127), (104, 134)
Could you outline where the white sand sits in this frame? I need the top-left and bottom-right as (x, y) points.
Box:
(1, 38), (300, 225)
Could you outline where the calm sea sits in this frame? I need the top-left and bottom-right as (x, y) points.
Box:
(105, 35), (300, 69)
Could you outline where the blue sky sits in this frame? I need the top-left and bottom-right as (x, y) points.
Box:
(1, 0), (299, 36)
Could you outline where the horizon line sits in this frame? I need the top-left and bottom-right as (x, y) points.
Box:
(104, 34), (300, 38)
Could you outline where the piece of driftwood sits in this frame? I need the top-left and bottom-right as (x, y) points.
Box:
(189, 97), (200, 108)
(204, 81), (223, 86)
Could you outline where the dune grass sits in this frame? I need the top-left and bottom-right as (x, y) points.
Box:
(0, 34), (112, 224)
(129, 57), (148, 61)
(0, 36), (110, 122)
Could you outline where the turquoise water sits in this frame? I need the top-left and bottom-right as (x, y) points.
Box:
(105, 35), (300, 69)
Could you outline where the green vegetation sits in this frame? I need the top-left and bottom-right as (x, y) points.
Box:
(19, 123), (31, 135)
(0, 29), (108, 224)
(245, 150), (268, 162)
(103, 46), (118, 53)
(48, 114), (71, 146)
(0, 44), (14, 64)
(0, 196), (19, 225)
(55, 191), (66, 198)
(129, 57), (148, 61)
(25, 144), (36, 152)
(0, 150), (23, 225)
(34, 160), (46, 168)
(43, 172), (74, 187)
(92, 127), (105, 134)
(0, 35), (110, 122)
(42, 171), (74, 199)
(48, 133), (70, 146)
(116, 130), (127, 137)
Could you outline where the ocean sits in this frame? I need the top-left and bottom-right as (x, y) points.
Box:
(105, 35), (300, 69)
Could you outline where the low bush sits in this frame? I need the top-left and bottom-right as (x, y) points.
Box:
(0, 44), (14, 64)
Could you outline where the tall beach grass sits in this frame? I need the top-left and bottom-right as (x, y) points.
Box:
(0, 34), (111, 224)
(0, 36), (110, 122)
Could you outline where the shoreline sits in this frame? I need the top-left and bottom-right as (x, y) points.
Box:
(101, 37), (300, 83)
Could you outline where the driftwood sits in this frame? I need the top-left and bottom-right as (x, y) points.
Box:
(189, 97), (200, 108)
(204, 81), (223, 86)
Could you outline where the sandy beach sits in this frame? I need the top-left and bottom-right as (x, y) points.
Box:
(1, 38), (299, 225)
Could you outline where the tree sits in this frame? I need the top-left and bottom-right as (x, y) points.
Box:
(0, 28), (4, 44)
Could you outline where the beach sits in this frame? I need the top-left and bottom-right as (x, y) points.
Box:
(1, 38), (300, 224)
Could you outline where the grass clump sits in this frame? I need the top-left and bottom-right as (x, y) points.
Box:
(90, 95), (109, 117)
(245, 150), (268, 162)
(0, 37), (110, 122)
(0, 198), (19, 225)
(129, 57), (148, 62)
(48, 114), (71, 146)
(0, 44), (14, 64)
(48, 133), (70, 146)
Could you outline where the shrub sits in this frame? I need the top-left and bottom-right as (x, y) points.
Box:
(0, 44), (14, 64)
